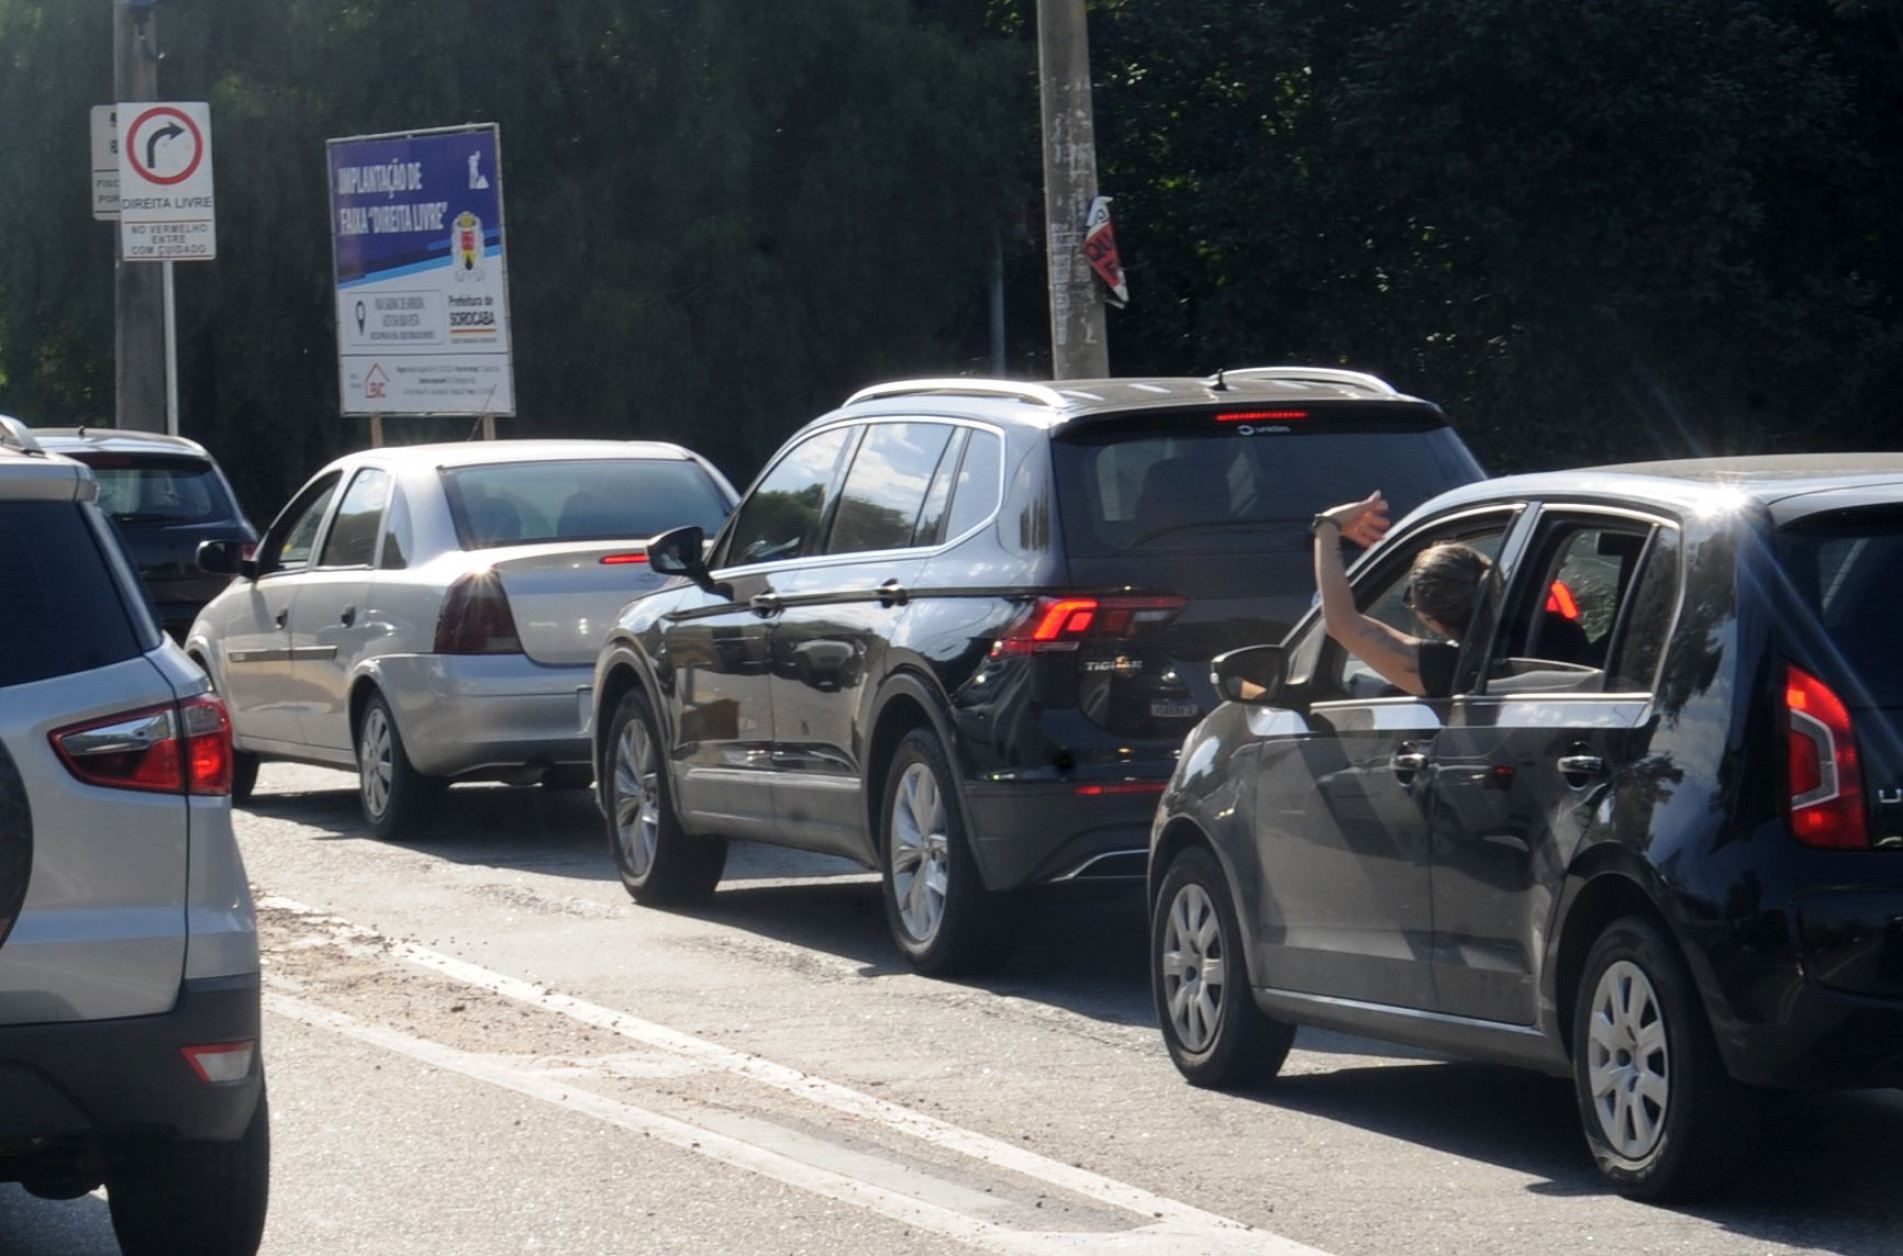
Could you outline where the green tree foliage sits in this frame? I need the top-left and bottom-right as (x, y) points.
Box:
(0, 0), (1025, 516)
(1087, 0), (1903, 469)
(3, 1), (1900, 520)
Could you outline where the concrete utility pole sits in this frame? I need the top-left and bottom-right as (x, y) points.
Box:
(114, 0), (166, 432)
(1036, 0), (1108, 380)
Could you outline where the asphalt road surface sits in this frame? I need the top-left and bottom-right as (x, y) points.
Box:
(4, 764), (1900, 1255)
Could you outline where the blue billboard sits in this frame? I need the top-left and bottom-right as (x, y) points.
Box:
(328, 124), (515, 416)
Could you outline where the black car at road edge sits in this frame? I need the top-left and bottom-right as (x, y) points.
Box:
(1150, 454), (1903, 1200)
(592, 368), (1484, 974)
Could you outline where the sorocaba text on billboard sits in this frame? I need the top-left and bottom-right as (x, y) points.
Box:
(328, 124), (515, 417)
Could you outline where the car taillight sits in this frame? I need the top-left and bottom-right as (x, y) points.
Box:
(434, 570), (524, 654)
(50, 694), (233, 796)
(1786, 663), (1867, 849)
(991, 594), (1187, 656)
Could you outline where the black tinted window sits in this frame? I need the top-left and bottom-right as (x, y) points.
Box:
(1778, 513), (1903, 704)
(84, 456), (234, 526)
(1053, 419), (1481, 558)
(827, 423), (954, 555)
(1607, 526), (1680, 692)
(912, 430), (966, 547)
(723, 429), (851, 566)
(443, 459), (732, 550)
(320, 467), (391, 567)
(943, 430), (1003, 541)
(0, 501), (143, 686)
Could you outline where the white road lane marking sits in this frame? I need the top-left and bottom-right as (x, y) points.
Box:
(260, 897), (1332, 1256)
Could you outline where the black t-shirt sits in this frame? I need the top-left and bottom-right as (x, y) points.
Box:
(1420, 641), (1459, 698)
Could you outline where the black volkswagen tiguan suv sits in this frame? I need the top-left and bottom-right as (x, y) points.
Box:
(1151, 455), (1903, 1200)
(592, 369), (1484, 973)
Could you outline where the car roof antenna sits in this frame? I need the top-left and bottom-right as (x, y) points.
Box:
(1211, 368), (1228, 392)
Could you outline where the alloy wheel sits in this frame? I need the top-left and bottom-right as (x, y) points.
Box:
(358, 705), (393, 819)
(612, 716), (661, 879)
(889, 762), (949, 943)
(1160, 881), (1226, 1052)
(1585, 959), (1671, 1159)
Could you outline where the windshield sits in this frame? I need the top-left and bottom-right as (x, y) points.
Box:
(1052, 418), (1483, 558)
(442, 458), (732, 550)
(1778, 511), (1903, 706)
(84, 456), (235, 526)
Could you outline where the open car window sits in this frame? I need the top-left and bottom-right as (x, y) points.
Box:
(1482, 515), (1663, 696)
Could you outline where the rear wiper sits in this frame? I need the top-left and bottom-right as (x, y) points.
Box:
(1123, 518), (1299, 549)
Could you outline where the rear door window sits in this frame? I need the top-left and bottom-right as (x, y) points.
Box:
(824, 423), (954, 555)
(942, 429), (1003, 542)
(0, 501), (145, 686)
(1483, 515), (1656, 695)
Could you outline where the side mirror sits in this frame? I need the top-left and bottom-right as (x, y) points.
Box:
(198, 539), (257, 581)
(1212, 644), (1288, 705)
(646, 525), (706, 577)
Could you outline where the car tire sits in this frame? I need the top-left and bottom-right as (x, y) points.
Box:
(879, 728), (1015, 977)
(355, 692), (442, 840)
(230, 749), (261, 803)
(1152, 844), (1294, 1087)
(107, 1083), (270, 1256)
(0, 739), (30, 952)
(1571, 915), (1753, 1201)
(605, 687), (725, 905)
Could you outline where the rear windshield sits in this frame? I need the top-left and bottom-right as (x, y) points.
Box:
(1052, 410), (1484, 558)
(81, 455), (236, 527)
(0, 501), (146, 686)
(1777, 511), (1903, 705)
(442, 458), (732, 550)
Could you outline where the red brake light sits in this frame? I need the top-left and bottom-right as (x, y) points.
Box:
(1785, 663), (1867, 849)
(599, 552), (648, 565)
(50, 694), (232, 796)
(434, 571), (524, 654)
(992, 594), (1187, 656)
(1545, 581), (1580, 620)
(1215, 410), (1309, 422)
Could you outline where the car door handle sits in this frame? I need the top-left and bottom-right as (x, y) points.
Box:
(877, 580), (908, 607)
(749, 592), (782, 616)
(340, 605), (356, 627)
(1558, 753), (1606, 780)
(273, 607), (289, 629)
(1392, 750), (1429, 774)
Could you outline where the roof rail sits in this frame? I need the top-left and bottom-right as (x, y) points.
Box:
(844, 378), (1068, 409)
(0, 415), (44, 455)
(1214, 367), (1399, 397)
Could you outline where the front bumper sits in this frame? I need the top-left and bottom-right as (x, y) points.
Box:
(372, 653), (594, 777)
(0, 973), (262, 1147)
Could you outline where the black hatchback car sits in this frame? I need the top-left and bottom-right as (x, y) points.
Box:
(591, 369), (1484, 974)
(1150, 454), (1903, 1200)
(33, 428), (257, 641)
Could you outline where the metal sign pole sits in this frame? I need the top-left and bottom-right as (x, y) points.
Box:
(162, 259), (178, 436)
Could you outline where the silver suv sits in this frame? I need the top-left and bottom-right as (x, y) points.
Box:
(0, 419), (267, 1255)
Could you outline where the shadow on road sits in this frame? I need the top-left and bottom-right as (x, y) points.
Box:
(0, 1185), (115, 1256)
(1230, 1059), (1903, 1253)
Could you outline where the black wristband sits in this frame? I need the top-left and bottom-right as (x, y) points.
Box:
(1310, 513), (1340, 535)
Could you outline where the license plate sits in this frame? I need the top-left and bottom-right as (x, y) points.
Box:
(1151, 699), (1200, 719)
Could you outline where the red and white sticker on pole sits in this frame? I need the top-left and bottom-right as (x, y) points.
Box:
(1083, 195), (1128, 308)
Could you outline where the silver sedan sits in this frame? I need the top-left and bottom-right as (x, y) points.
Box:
(187, 440), (736, 838)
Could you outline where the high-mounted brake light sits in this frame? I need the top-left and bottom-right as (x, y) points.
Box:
(1216, 410), (1309, 422)
(434, 570), (524, 654)
(50, 694), (233, 796)
(1785, 663), (1867, 849)
(1072, 781), (1168, 796)
(992, 594), (1187, 656)
(599, 552), (648, 565)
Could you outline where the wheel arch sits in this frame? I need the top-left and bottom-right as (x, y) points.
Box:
(1150, 815), (1264, 989)
(1550, 861), (1677, 1058)
(862, 670), (963, 856)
